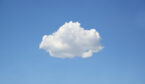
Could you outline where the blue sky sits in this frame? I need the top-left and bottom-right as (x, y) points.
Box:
(0, 0), (145, 84)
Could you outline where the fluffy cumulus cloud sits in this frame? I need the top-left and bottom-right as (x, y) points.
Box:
(39, 21), (103, 58)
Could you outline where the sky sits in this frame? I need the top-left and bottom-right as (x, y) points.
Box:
(0, 0), (145, 84)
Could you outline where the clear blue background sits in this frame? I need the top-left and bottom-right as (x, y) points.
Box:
(0, 0), (145, 84)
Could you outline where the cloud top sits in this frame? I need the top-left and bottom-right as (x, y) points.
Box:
(39, 21), (103, 58)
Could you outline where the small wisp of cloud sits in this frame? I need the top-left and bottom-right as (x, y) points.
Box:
(39, 21), (103, 58)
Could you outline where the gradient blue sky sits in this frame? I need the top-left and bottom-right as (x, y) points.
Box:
(0, 0), (145, 84)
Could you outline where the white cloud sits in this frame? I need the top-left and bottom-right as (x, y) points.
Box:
(39, 21), (103, 58)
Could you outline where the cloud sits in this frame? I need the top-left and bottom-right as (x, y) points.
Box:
(39, 21), (103, 58)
